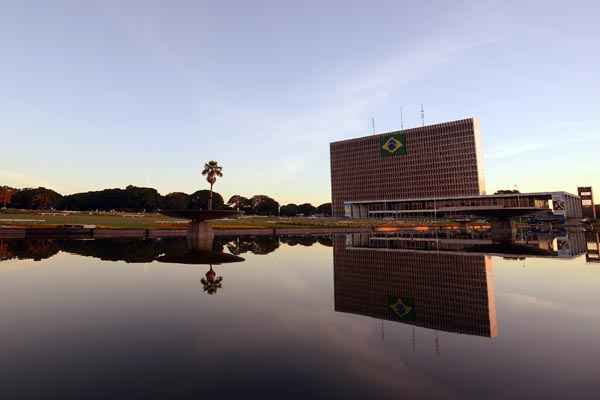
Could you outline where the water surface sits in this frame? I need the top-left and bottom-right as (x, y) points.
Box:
(1, 233), (599, 399)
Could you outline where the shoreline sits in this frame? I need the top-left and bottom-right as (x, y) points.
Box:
(0, 225), (377, 240)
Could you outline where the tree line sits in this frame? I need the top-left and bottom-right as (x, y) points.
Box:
(227, 195), (331, 217)
(0, 185), (332, 216)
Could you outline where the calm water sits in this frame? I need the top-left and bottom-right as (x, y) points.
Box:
(1, 232), (600, 399)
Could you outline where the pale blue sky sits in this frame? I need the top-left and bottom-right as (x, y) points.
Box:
(1, 0), (599, 204)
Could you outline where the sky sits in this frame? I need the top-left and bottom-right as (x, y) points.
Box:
(1, 0), (599, 205)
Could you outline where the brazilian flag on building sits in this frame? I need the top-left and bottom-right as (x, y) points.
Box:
(387, 295), (416, 321)
(380, 132), (407, 157)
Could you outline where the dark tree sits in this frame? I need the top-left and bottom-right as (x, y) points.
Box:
(201, 160), (223, 210)
(161, 192), (190, 210)
(227, 195), (252, 214)
(226, 238), (256, 255)
(317, 236), (333, 247)
(10, 187), (63, 210)
(201, 266), (223, 294)
(190, 190), (224, 210)
(0, 186), (17, 207)
(124, 185), (162, 211)
(297, 236), (318, 246)
(251, 236), (280, 254)
(280, 203), (299, 217)
(317, 202), (332, 216)
(59, 238), (161, 263)
(62, 188), (128, 211)
(250, 195), (280, 216)
(5, 240), (60, 261)
(61, 186), (160, 211)
(298, 203), (317, 216)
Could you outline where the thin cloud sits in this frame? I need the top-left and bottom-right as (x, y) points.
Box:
(0, 170), (37, 188)
(488, 131), (599, 160)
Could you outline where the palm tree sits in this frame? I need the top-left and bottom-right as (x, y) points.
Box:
(201, 265), (223, 294)
(201, 160), (223, 210)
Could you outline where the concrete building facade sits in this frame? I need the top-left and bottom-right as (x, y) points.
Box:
(330, 118), (485, 217)
(330, 117), (583, 220)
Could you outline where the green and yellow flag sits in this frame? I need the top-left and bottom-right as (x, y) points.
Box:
(380, 132), (407, 157)
(387, 295), (416, 321)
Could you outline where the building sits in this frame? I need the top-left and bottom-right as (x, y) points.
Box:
(330, 118), (485, 217)
(333, 235), (497, 337)
(578, 187), (596, 219)
(330, 117), (582, 219)
(343, 191), (582, 220)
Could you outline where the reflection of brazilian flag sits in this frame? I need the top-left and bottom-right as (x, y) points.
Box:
(387, 295), (416, 321)
(380, 132), (406, 157)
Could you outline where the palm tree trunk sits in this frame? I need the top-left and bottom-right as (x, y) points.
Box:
(208, 183), (213, 210)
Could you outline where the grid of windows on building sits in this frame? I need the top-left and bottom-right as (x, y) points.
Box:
(333, 236), (497, 337)
(330, 118), (485, 217)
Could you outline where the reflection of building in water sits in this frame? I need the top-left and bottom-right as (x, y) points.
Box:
(364, 229), (588, 259)
(578, 187), (596, 219)
(550, 231), (587, 258)
(516, 230), (587, 258)
(334, 235), (497, 338)
(586, 232), (600, 263)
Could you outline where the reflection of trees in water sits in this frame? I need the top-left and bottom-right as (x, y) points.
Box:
(224, 236), (280, 255)
(223, 235), (331, 254)
(0, 235), (332, 263)
(0, 240), (60, 261)
(59, 239), (164, 263)
(0, 241), (11, 261)
(253, 236), (280, 254)
(225, 238), (254, 255)
(200, 265), (223, 294)
(60, 237), (219, 263)
(0, 237), (226, 263)
(317, 237), (333, 247)
(280, 236), (317, 247)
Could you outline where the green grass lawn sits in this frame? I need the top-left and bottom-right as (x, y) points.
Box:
(0, 209), (378, 229)
(0, 209), (185, 229)
(0, 209), (464, 230)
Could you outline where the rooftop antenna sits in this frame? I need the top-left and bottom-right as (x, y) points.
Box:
(371, 117), (376, 134)
(420, 104), (425, 127)
(400, 107), (404, 130)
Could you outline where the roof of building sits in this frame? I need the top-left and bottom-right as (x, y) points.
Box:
(330, 117), (477, 146)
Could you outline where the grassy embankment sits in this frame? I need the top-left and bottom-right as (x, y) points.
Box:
(0, 209), (471, 230)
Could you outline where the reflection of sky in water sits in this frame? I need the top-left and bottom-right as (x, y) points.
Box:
(0, 238), (599, 399)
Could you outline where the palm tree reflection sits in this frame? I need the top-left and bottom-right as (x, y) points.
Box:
(201, 264), (223, 294)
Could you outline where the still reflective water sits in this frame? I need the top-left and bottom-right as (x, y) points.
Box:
(1, 231), (600, 399)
